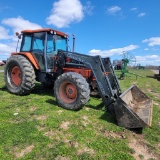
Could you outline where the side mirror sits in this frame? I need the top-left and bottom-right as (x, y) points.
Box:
(15, 32), (21, 39)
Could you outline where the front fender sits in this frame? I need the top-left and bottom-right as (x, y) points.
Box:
(11, 52), (40, 70)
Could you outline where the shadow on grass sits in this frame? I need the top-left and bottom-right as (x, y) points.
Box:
(85, 101), (104, 110)
(147, 74), (160, 81)
(129, 128), (143, 134)
(86, 100), (144, 133)
(86, 101), (117, 126)
(100, 111), (144, 133)
(46, 99), (58, 106)
(100, 111), (118, 126)
(32, 83), (54, 96)
(0, 86), (6, 91)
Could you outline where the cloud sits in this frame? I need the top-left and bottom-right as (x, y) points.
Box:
(0, 5), (10, 12)
(0, 41), (17, 61)
(83, 1), (94, 15)
(146, 55), (159, 59)
(46, 0), (84, 28)
(2, 17), (42, 34)
(142, 37), (160, 46)
(136, 54), (160, 65)
(0, 43), (15, 53)
(107, 6), (121, 15)
(0, 17), (42, 60)
(138, 13), (146, 17)
(0, 26), (12, 39)
(130, 8), (137, 11)
(88, 45), (139, 57)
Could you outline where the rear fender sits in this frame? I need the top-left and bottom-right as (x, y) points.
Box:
(11, 52), (40, 70)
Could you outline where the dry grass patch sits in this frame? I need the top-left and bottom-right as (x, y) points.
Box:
(29, 106), (37, 111)
(81, 115), (91, 126)
(44, 130), (56, 140)
(36, 125), (46, 131)
(59, 121), (71, 130)
(34, 115), (47, 121)
(77, 146), (95, 156)
(128, 134), (159, 160)
(57, 110), (63, 114)
(102, 130), (126, 139)
(13, 145), (34, 158)
(55, 155), (70, 160)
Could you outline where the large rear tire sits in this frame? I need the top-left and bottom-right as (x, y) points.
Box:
(54, 72), (90, 111)
(4, 55), (36, 95)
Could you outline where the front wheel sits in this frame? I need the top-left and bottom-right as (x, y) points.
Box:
(4, 55), (36, 95)
(54, 72), (90, 111)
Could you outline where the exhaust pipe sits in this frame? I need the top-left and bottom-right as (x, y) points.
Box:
(72, 34), (75, 52)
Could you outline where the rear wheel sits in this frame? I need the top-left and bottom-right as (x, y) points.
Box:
(4, 55), (36, 95)
(54, 72), (90, 111)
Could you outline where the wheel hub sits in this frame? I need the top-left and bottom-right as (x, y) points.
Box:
(11, 66), (21, 86)
(59, 82), (77, 103)
(66, 84), (77, 99)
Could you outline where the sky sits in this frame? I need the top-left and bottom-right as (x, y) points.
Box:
(0, 0), (160, 66)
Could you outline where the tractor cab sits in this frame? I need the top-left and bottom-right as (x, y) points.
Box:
(19, 29), (68, 72)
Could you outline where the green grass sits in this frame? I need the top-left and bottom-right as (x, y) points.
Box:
(0, 66), (4, 70)
(0, 69), (160, 159)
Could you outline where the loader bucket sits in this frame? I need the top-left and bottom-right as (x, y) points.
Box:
(114, 85), (152, 128)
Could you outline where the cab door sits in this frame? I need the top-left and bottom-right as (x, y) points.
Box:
(32, 32), (46, 71)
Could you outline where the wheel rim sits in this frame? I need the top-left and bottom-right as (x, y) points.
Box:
(59, 81), (77, 103)
(10, 66), (21, 86)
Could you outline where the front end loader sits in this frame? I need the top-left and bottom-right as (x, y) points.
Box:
(4, 28), (152, 128)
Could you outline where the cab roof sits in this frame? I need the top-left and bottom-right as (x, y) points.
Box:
(21, 28), (68, 37)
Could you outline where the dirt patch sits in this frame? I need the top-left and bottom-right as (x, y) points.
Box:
(55, 155), (70, 160)
(68, 140), (79, 148)
(153, 102), (159, 106)
(100, 130), (126, 139)
(158, 143), (160, 151)
(44, 129), (74, 148)
(29, 106), (36, 111)
(57, 110), (63, 114)
(151, 70), (159, 74)
(147, 89), (160, 97)
(37, 125), (46, 131)
(14, 145), (34, 158)
(59, 121), (71, 130)
(128, 134), (159, 160)
(81, 115), (91, 126)
(44, 130), (56, 140)
(85, 107), (90, 111)
(34, 115), (47, 121)
(44, 129), (70, 142)
(82, 115), (88, 120)
(77, 146), (95, 156)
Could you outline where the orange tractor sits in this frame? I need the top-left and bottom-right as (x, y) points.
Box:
(4, 28), (152, 128)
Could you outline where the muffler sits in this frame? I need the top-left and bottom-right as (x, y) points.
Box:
(114, 85), (152, 128)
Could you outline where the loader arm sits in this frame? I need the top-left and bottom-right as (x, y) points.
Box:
(56, 50), (152, 128)
(57, 50), (122, 110)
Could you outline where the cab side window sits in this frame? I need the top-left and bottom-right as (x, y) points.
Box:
(21, 35), (32, 52)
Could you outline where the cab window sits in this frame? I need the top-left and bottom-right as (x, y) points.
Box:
(21, 35), (32, 51)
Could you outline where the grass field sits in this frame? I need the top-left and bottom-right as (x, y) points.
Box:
(0, 68), (160, 160)
(0, 66), (4, 70)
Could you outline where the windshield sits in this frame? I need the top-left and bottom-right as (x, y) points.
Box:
(54, 35), (67, 51)
(47, 34), (67, 54)
(46, 34), (67, 69)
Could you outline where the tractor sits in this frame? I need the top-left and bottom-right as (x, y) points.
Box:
(4, 28), (152, 128)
